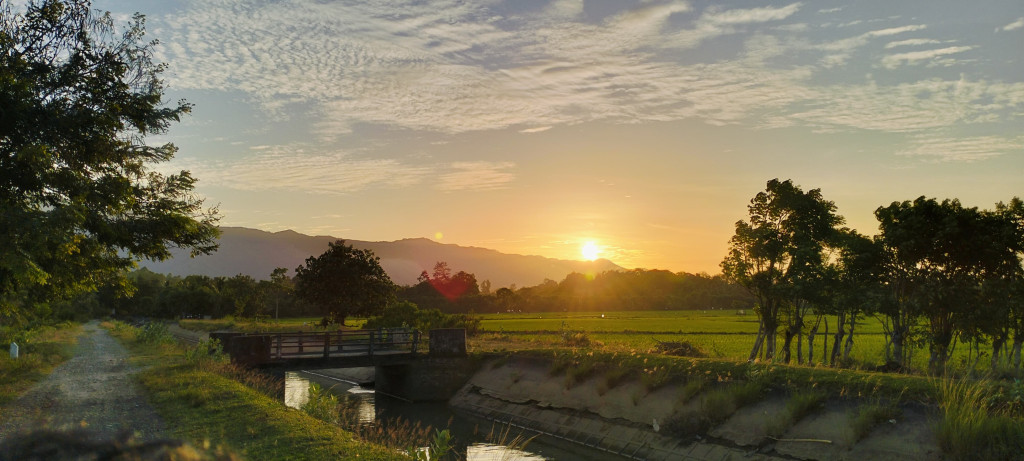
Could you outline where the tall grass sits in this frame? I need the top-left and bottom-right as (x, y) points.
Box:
(850, 399), (901, 442)
(937, 378), (1024, 460)
(0, 322), (80, 406)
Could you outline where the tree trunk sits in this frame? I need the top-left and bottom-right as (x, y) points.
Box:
(806, 318), (820, 365)
(843, 315), (856, 361)
(822, 317), (828, 366)
(748, 327), (766, 362)
(1012, 336), (1023, 371)
(766, 327), (777, 361)
(797, 331), (804, 364)
(782, 329), (794, 364)
(992, 335), (1006, 371)
(929, 342), (950, 376)
(830, 314), (845, 366)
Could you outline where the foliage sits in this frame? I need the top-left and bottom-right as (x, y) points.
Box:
(294, 240), (395, 326)
(654, 339), (707, 357)
(558, 321), (591, 347)
(937, 378), (1024, 460)
(136, 322), (174, 345)
(875, 197), (1024, 373)
(183, 338), (228, 368)
(0, 322), (80, 406)
(106, 323), (407, 460)
(0, 0), (219, 320)
(721, 179), (844, 362)
(363, 300), (481, 336)
(850, 399), (902, 442)
(301, 382), (341, 426)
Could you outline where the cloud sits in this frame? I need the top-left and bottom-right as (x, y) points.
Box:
(177, 146), (432, 194)
(143, 1), (1022, 165)
(884, 38), (942, 49)
(436, 162), (516, 191)
(1000, 17), (1024, 32)
(881, 46), (973, 69)
(897, 134), (1022, 162)
(774, 78), (1024, 133)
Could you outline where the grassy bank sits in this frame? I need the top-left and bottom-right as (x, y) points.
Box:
(105, 321), (407, 460)
(179, 316), (367, 333)
(0, 322), (81, 409)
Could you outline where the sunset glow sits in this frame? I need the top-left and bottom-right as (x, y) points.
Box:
(581, 242), (600, 261)
(79, 0), (1024, 274)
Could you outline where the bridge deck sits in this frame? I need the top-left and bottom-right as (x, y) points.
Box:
(216, 328), (421, 368)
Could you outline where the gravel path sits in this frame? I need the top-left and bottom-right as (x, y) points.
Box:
(0, 321), (167, 443)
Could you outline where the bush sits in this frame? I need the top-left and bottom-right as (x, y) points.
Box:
(654, 339), (707, 358)
(937, 378), (1024, 460)
(183, 338), (228, 368)
(363, 301), (481, 336)
(137, 322), (174, 345)
(559, 322), (590, 347)
(301, 382), (340, 425)
(850, 399), (901, 442)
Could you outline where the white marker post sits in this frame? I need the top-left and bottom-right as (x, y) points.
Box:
(9, 342), (18, 360)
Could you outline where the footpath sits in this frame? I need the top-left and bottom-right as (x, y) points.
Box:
(0, 321), (167, 443)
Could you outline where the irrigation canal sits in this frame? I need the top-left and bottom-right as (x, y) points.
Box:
(282, 369), (624, 461)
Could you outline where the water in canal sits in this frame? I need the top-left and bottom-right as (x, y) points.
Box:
(283, 370), (624, 460)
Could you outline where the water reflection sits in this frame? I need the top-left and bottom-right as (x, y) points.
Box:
(282, 370), (621, 461)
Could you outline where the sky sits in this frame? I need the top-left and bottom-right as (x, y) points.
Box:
(72, 0), (1024, 273)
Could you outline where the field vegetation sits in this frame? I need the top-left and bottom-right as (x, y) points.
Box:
(0, 322), (81, 408)
(105, 320), (409, 460)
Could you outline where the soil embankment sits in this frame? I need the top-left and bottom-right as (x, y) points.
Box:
(450, 357), (942, 461)
(0, 321), (167, 443)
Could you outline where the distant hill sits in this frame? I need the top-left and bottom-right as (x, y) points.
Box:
(138, 227), (625, 288)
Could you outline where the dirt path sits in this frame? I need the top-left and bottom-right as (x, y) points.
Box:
(0, 321), (167, 443)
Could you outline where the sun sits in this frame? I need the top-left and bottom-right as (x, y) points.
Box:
(581, 241), (600, 261)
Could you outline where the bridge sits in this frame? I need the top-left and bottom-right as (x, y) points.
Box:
(211, 328), (423, 369)
(210, 327), (474, 402)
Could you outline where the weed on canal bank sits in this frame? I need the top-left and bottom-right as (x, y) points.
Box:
(106, 320), (409, 460)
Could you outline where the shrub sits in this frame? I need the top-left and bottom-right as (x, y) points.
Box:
(654, 339), (707, 358)
(137, 322), (174, 345)
(559, 322), (590, 347)
(937, 378), (1024, 460)
(301, 382), (340, 425)
(183, 338), (228, 368)
(850, 399), (902, 442)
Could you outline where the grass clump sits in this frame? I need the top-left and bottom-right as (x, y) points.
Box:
(937, 378), (1024, 461)
(766, 389), (828, 438)
(654, 339), (707, 358)
(0, 322), (81, 407)
(107, 321), (407, 460)
(850, 399), (902, 442)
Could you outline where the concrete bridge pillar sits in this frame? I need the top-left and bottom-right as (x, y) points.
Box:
(375, 328), (475, 402)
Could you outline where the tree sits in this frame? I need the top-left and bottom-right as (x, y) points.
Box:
(293, 240), (395, 326)
(0, 0), (218, 321)
(721, 179), (844, 362)
(875, 197), (1017, 373)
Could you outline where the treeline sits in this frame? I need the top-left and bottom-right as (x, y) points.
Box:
(399, 262), (753, 314)
(723, 179), (1024, 374)
(64, 268), (304, 320)
(80, 261), (752, 321)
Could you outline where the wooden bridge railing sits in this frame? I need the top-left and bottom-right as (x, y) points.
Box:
(267, 328), (419, 360)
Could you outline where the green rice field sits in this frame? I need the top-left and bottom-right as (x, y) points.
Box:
(181, 310), (985, 373)
(471, 310), (972, 372)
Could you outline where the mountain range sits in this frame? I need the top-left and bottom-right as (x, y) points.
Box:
(138, 227), (624, 288)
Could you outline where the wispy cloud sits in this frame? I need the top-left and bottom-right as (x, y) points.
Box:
(1000, 17), (1024, 32)
(146, 1), (1023, 163)
(881, 46), (973, 69)
(436, 162), (516, 191)
(884, 38), (941, 49)
(897, 134), (1022, 162)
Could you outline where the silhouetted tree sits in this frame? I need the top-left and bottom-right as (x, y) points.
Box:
(294, 240), (395, 326)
